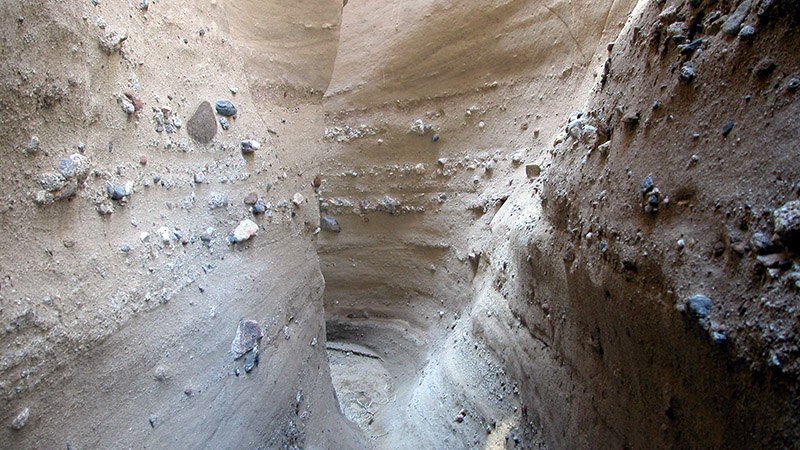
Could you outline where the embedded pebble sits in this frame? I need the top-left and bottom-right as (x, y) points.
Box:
(215, 100), (237, 116)
(721, 0), (751, 36)
(11, 408), (30, 430)
(244, 346), (259, 373)
(26, 136), (39, 154)
(219, 117), (230, 130)
(193, 172), (205, 184)
(774, 200), (800, 248)
(230, 319), (263, 358)
(738, 25), (755, 39)
(292, 192), (305, 206)
(41, 172), (66, 192)
(640, 175), (654, 196)
(410, 119), (430, 135)
(208, 192), (229, 209)
(680, 64), (696, 82)
(187, 101), (217, 144)
(755, 58), (776, 78)
(320, 216), (341, 232)
(153, 365), (170, 382)
(120, 98), (135, 115)
(157, 226), (172, 243)
(233, 219), (258, 242)
(685, 294), (712, 328)
(252, 199), (267, 214)
(721, 121), (735, 136)
(750, 232), (777, 254)
(244, 192), (258, 205)
(241, 139), (261, 153)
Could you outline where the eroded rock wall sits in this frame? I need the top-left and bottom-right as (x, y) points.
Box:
(472, 0), (800, 448)
(0, 1), (360, 448)
(321, 0), (800, 448)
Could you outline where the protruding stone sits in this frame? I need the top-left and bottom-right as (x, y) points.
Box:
(750, 232), (778, 254)
(774, 200), (800, 249)
(40, 173), (66, 192)
(153, 366), (170, 382)
(10, 408), (29, 430)
(187, 101), (217, 144)
(721, 0), (751, 36)
(214, 100), (237, 116)
(680, 64), (696, 83)
(241, 139), (261, 153)
(231, 320), (262, 358)
(252, 199), (267, 214)
(525, 164), (541, 178)
(685, 295), (712, 328)
(244, 192), (258, 205)
(641, 175), (654, 196)
(157, 226), (172, 244)
(292, 192), (305, 206)
(244, 346), (259, 373)
(208, 192), (228, 209)
(232, 219), (258, 242)
(410, 119), (429, 135)
(320, 216), (341, 232)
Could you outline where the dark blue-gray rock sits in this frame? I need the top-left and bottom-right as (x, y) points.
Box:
(320, 216), (341, 232)
(738, 25), (755, 39)
(58, 158), (75, 179)
(750, 232), (778, 254)
(757, 0), (777, 16)
(431, 133), (440, 142)
(120, 245), (131, 252)
(755, 58), (776, 78)
(721, 121), (735, 136)
(252, 199), (267, 214)
(111, 186), (126, 200)
(243, 347), (259, 373)
(215, 100), (237, 116)
(686, 295), (712, 328)
(187, 101), (217, 144)
(788, 78), (800, 92)
(711, 331), (727, 345)
(774, 200), (800, 248)
(721, 0), (751, 36)
(640, 175), (654, 196)
(648, 193), (659, 209)
(680, 64), (695, 83)
(678, 38), (703, 56)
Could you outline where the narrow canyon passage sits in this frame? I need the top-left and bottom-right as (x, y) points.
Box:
(1, 0), (799, 449)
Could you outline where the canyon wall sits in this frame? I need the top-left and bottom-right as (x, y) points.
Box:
(0, 1), (361, 448)
(1, 0), (799, 449)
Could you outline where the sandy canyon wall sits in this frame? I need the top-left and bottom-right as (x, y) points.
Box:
(320, 0), (800, 448)
(0, 0), (361, 448)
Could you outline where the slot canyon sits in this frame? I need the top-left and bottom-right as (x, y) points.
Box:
(1, 0), (799, 448)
